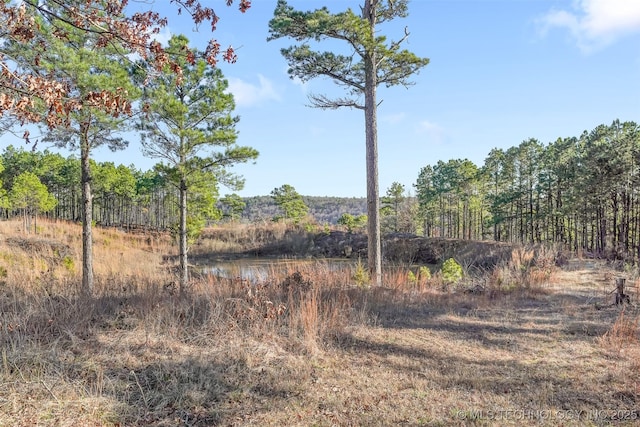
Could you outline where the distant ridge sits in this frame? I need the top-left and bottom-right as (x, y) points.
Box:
(241, 195), (367, 224)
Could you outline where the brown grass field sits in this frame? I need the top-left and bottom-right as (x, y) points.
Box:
(0, 219), (639, 426)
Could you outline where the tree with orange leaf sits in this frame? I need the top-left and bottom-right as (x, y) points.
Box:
(0, 0), (251, 296)
(0, 0), (250, 128)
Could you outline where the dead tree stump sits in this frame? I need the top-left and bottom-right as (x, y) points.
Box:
(615, 277), (630, 305)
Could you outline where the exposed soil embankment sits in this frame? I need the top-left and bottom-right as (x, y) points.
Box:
(310, 232), (517, 267)
(201, 228), (519, 268)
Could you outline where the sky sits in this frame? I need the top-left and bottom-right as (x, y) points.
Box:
(47, 1), (640, 197)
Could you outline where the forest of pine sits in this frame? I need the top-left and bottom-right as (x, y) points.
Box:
(1, 119), (638, 261)
(0, 145), (368, 227)
(414, 119), (640, 261)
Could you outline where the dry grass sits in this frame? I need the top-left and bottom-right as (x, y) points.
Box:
(1, 220), (639, 426)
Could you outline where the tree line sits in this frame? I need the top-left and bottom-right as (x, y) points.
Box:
(414, 119), (640, 260)
(0, 146), (166, 229)
(0, 146), (371, 228)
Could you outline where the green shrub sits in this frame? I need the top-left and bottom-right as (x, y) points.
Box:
(62, 256), (75, 272)
(407, 270), (417, 285)
(353, 258), (369, 288)
(441, 258), (463, 283)
(337, 213), (367, 233)
(408, 266), (432, 287)
(418, 266), (431, 281)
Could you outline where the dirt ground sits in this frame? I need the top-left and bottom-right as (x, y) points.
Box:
(239, 259), (640, 426)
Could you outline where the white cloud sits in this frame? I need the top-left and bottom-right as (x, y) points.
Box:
(415, 120), (446, 145)
(227, 74), (281, 108)
(538, 0), (640, 53)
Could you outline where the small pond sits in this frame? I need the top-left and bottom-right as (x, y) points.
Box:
(200, 257), (355, 282)
(199, 257), (434, 283)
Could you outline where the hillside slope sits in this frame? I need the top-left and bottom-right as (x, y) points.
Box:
(240, 196), (367, 224)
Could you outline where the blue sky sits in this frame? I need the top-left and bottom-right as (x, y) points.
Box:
(93, 1), (640, 197)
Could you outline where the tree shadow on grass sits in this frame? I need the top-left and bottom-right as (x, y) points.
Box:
(331, 326), (637, 421)
(102, 356), (296, 426)
(1, 289), (304, 426)
(326, 285), (640, 422)
(361, 285), (621, 343)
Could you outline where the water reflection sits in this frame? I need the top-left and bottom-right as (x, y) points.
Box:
(201, 257), (355, 282)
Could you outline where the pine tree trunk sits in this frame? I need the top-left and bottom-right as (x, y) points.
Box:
(80, 130), (94, 296)
(364, 0), (381, 287)
(179, 178), (189, 294)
